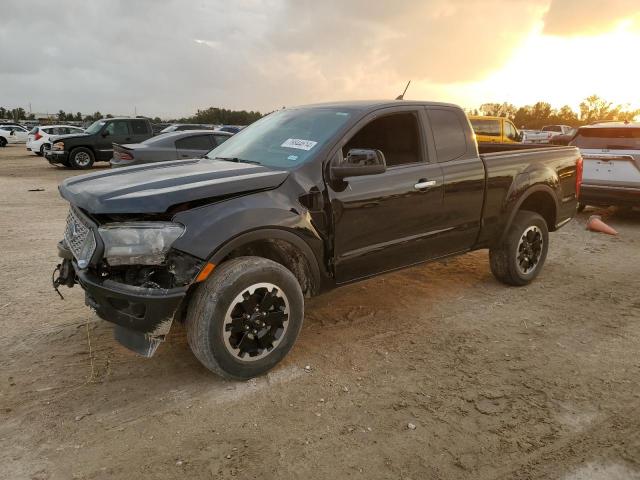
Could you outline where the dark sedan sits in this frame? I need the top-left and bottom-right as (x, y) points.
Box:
(111, 130), (232, 168)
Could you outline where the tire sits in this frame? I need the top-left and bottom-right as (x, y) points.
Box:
(68, 147), (94, 169)
(577, 203), (586, 213)
(186, 257), (304, 380)
(36, 144), (47, 156)
(489, 210), (549, 286)
(0, 137), (6, 148)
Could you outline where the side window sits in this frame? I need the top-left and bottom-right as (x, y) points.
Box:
(130, 120), (150, 135)
(470, 119), (501, 137)
(504, 121), (519, 141)
(214, 134), (230, 146)
(343, 112), (422, 167)
(105, 121), (130, 136)
(175, 135), (214, 150)
(428, 109), (467, 162)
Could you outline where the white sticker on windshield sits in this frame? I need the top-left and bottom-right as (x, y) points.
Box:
(287, 155), (299, 161)
(281, 138), (318, 151)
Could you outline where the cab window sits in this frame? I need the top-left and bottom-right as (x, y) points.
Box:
(343, 112), (422, 167)
(428, 109), (467, 162)
(175, 134), (215, 150)
(470, 119), (500, 137)
(105, 121), (129, 136)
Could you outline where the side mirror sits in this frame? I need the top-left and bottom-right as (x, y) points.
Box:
(332, 149), (386, 179)
(102, 130), (110, 137)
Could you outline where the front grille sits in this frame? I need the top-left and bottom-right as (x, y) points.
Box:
(64, 207), (96, 268)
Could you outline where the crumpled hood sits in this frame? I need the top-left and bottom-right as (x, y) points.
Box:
(59, 158), (289, 214)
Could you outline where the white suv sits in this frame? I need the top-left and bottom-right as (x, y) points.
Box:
(27, 125), (85, 156)
(571, 122), (640, 209)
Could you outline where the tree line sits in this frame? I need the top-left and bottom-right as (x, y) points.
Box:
(472, 95), (640, 130)
(173, 107), (263, 125)
(0, 105), (263, 126)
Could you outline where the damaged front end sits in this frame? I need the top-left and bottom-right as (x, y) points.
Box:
(53, 206), (204, 357)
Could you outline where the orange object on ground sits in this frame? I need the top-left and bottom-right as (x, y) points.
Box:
(586, 215), (618, 235)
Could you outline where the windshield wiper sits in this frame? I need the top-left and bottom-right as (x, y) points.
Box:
(213, 156), (261, 165)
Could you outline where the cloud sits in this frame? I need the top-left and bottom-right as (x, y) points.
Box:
(1, 0), (636, 118)
(543, 0), (640, 35)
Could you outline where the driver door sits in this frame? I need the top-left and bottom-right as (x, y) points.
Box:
(328, 108), (445, 283)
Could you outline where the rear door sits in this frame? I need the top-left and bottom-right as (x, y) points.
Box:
(97, 120), (131, 160)
(129, 119), (152, 143)
(328, 108), (445, 283)
(175, 134), (217, 159)
(426, 107), (485, 254)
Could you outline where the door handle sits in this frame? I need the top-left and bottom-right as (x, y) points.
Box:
(414, 180), (436, 190)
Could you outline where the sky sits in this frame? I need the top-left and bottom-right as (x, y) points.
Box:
(1, 0), (639, 118)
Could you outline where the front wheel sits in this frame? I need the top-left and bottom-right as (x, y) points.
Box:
(489, 210), (549, 286)
(0, 137), (6, 148)
(68, 147), (94, 169)
(186, 257), (304, 380)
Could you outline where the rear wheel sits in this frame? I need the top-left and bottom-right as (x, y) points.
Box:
(0, 137), (6, 148)
(68, 147), (94, 169)
(186, 257), (304, 380)
(490, 210), (549, 286)
(36, 144), (48, 156)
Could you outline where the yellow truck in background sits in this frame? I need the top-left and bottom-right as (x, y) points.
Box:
(468, 116), (522, 144)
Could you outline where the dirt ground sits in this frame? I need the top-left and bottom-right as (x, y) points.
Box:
(0, 143), (639, 480)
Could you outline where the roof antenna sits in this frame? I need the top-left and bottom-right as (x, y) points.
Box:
(395, 80), (411, 100)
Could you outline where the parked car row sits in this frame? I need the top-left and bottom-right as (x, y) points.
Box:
(41, 117), (239, 169)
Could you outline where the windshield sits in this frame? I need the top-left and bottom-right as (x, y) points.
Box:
(572, 127), (640, 150)
(85, 120), (105, 135)
(205, 108), (352, 168)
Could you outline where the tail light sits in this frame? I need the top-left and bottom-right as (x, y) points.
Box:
(575, 156), (583, 199)
(34, 131), (42, 140)
(116, 151), (133, 161)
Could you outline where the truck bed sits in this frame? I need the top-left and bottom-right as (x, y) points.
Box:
(476, 145), (581, 247)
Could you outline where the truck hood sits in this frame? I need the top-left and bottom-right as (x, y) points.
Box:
(49, 133), (90, 142)
(59, 158), (289, 214)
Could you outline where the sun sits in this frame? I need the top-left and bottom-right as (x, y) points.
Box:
(448, 18), (640, 112)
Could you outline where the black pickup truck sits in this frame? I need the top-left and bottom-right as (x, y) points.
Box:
(53, 100), (582, 379)
(45, 117), (154, 169)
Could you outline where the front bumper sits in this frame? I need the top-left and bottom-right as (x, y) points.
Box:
(46, 150), (69, 164)
(57, 243), (188, 356)
(580, 184), (640, 207)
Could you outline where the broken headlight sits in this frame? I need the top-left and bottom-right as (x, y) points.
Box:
(98, 222), (184, 266)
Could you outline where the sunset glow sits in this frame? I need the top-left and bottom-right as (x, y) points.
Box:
(414, 15), (640, 112)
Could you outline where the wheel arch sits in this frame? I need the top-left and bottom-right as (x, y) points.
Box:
(208, 228), (322, 297)
(500, 184), (559, 243)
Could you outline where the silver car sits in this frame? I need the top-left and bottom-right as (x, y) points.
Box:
(111, 130), (232, 167)
(571, 122), (640, 209)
